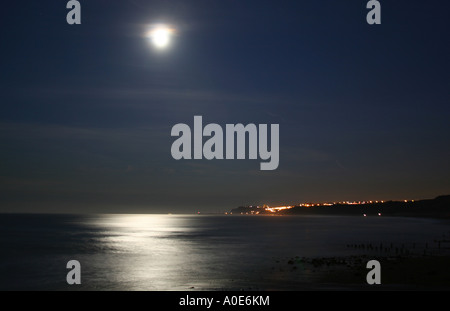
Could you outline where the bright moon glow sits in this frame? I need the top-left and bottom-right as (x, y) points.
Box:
(147, 25), (174, 49)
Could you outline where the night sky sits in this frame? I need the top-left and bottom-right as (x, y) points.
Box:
(1, 1), (449, 213)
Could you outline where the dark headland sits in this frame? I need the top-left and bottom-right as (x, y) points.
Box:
(231, 195), (450, 219)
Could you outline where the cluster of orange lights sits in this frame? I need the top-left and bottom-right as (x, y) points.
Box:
(265, 206), (293, 213)
(227, 199), (417, 215)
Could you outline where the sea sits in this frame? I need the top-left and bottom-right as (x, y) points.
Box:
(0, 213), (449, 290)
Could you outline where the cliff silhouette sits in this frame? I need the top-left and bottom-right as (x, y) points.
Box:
(232, 195), (450, 218)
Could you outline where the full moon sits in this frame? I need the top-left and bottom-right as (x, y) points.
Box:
(147, 25), (174, 49)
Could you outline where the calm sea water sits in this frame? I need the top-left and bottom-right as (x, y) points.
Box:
(0, 214), (449, 290)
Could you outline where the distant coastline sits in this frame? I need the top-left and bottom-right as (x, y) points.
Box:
(230, 195), (450, 219)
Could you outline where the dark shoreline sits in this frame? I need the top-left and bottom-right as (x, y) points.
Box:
(265, 232), (450, 290)
(231, 195), (450, 219)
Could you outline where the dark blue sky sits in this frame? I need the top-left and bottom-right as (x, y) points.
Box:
(1, 1), (449, 213)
